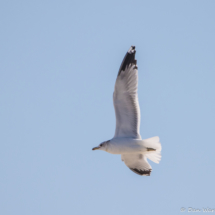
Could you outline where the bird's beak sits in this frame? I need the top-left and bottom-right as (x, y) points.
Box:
(92, 146), (100, 150)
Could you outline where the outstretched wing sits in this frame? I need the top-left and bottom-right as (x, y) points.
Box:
(121, 154), (152, 176)
(113, 46), (141, 139)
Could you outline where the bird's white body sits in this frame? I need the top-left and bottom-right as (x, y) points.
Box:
(92, 46), (162, 176)
(106, 138), (146, 154)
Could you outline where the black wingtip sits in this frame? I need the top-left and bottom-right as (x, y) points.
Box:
(128, 46), (136, 54)
(118, 46), (137, 76)
(130, 168), (152, 176)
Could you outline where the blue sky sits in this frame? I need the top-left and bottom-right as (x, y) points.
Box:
(1, 0), (215, 214)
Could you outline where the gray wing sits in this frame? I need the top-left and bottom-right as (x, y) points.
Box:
(113, 46), (141, 139)
(121, 154), (152, 176)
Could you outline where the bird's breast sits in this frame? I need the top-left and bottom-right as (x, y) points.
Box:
(106, 138), (145, 154)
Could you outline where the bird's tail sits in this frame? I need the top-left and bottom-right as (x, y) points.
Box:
(142, 136), (162, 164)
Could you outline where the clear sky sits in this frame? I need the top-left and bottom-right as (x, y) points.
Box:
(1, 0), (215, 215)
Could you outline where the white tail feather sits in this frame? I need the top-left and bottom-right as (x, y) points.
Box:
(143, 136), (162, 164)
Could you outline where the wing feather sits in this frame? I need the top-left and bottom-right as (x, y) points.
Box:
(121, 154), (152, 176)
(113, 46), (141, 139)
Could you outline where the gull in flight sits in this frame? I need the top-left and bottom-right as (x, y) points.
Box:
(92, 46), (162, 176)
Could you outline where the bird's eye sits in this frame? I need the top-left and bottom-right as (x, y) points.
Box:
(100, 144), (103, 147)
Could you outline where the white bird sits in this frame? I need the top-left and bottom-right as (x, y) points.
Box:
(92, 46), (161, 176)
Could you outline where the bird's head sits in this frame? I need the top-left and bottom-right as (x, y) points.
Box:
(92, 140), (110, 151)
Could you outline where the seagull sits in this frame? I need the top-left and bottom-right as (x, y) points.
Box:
(92, 46), (161, 176)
